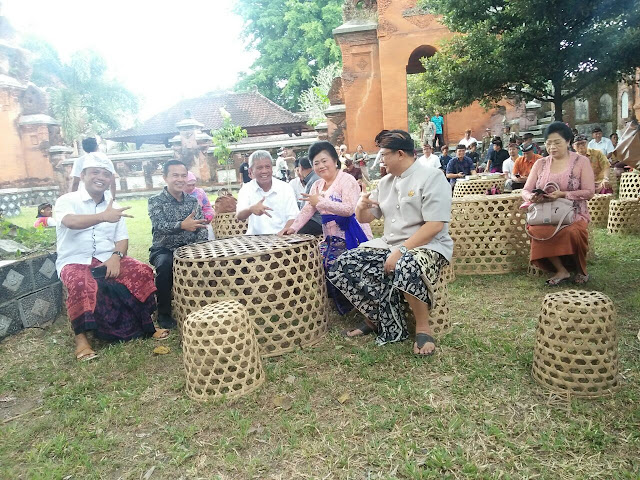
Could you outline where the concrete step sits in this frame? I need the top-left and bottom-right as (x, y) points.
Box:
(533, 137), (545, 144)
(539, 116), (555, 123)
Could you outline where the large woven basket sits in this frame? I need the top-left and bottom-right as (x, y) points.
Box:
(618, 171), (640, 200)
(532, 290), (618, 398)
(453, 177), (504, 198)
(607, 199), (640, 234)
(587, 194), (612, 228)
(182, 300), (264, 401)
(449, 194), (529, 275)
(173, 235), (329, 357)
(213, 212), (248, 239)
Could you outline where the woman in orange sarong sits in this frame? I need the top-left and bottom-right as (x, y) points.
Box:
(522, 122), (595, 286)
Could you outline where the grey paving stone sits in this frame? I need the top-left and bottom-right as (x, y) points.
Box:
(0, 301), (23, 340)
(0, 259), (34, 303)
(31, 253), (59, 290)
(19, 283), (62, 329)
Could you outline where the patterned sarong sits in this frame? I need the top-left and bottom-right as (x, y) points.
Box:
(60, 257), (157, 341)
(327, 248), (447, 345)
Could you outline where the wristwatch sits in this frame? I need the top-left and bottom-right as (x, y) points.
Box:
(112, 251), (125, 259)
(398, 246), (408, 255)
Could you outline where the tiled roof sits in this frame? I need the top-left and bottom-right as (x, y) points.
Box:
(109, 91), (306, 141)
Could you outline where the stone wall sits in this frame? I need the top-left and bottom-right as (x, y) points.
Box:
(0, 185), (59, 217)
(0, 252), (62, 341)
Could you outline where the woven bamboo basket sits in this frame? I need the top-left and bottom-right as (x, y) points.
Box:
(607, 199), (640, 235)
(527, 263), (547, 277)
(587, 194), (612, 228)
(453, 177), (505, 198)
(213, 212), (248, 239)
(405, 266), (451, 336)
(532, 290), (618, 398)
(449, 194), (530, 275)
(618, 171), (640, 200)
(370, 217), (384, 238)
(182, 300), (264, 401)
(440, 262), (455, 284)
(173, 235), (329, 357)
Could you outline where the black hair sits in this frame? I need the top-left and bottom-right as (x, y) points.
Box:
(299, 156), (312, 170)
(308, 141), (341, 169)
(81, 137), (98, 153)
(374, 129), (415, 156)
(163, 159), (188, 176)
(544, 121), (573, 142)
(36, 202), (52, 217)
(492, 139), (503, 147)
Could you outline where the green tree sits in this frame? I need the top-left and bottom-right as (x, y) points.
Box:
(298, 62), (341, 126)
(211, 108), (248, 185)
(234, 0), (343, 110)
(415, 0), (640, 120)
(22, 38), (139, 143)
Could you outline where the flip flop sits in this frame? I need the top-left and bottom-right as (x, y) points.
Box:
(152, 329), (170, 340)
(545, 277), (570, 287)
(342, 321), (376, 338)
(76, 348), (98, 362)
(573, 273), (590, 285)
(414, 333), (437, 356)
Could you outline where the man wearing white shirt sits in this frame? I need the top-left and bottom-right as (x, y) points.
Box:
(55, 154), (167, 362)
(458, 129), (478, 149)
(236, 150), (300, 235)
(417, 143), (441, 170)
(587, 127), (615, 159)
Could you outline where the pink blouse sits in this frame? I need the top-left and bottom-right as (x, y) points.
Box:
(522, 151), (595, 223)
(291, 170), (373, 240)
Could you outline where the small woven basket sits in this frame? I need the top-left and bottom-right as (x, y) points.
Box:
(213, 212), (248, 239)
(182, 300), (265, 401)
(607, 199), (640, 235)
(532, 290), (618, 398)
(618, 171), (640, 200)
(587, 194), (612, 228)
(453, 178), (504, 198)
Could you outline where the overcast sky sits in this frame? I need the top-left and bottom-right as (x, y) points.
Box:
(3, 0), (257, 119)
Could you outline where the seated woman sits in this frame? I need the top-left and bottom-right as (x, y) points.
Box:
(283, 141), (372, 314)
(522, 122), (595, 286)
(327, 130), (453, 356)
(54, 153), (169, 361)
(185, 172), (215, 239)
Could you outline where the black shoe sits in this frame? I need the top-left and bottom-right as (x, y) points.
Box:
(157, 313), (177, 329)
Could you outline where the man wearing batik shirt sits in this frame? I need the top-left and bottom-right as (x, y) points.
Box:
(148, 160), (208, 329)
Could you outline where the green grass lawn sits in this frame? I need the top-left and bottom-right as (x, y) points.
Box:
(2, 206), (639, 479)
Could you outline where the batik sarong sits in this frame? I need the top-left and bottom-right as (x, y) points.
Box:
(327, 247), (447, 345)
(60, 257), (157, 341)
